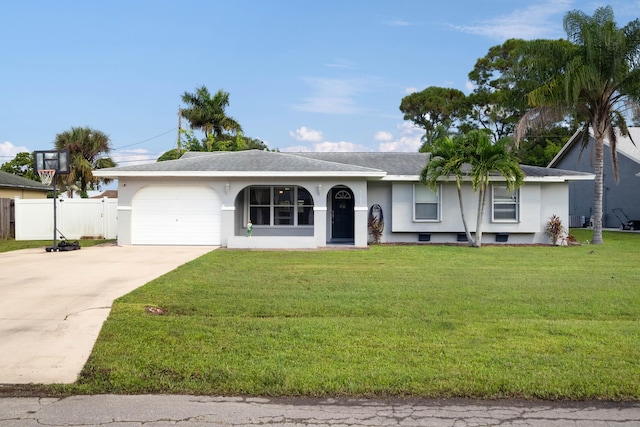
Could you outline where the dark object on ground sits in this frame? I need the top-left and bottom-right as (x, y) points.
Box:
(46, 240), (81, 252)
(612, 208), (640, 230)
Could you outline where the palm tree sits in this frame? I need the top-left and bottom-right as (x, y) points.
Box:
(181, 86), (243, 141)
(466, 132), (524, 247)
(54, 127), (116, 198)
(515, 6), (640, 244)
(421, 130), (524, 247)
(420, 135), (472, 242)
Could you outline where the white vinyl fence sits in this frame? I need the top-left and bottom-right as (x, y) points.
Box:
(15, 198), (117, 240)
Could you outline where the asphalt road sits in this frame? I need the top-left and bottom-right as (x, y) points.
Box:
(1, 395), (639, 426)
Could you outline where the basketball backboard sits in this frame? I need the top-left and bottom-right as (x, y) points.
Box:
(33, 150), (70, 174)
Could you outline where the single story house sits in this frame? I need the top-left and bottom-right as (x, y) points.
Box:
(93, 150), (593, 248)
(0, 170), (52, 199)
(548, 127), (640, 228)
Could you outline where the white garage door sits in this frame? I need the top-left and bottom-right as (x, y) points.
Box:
(132, 185), (221, 245)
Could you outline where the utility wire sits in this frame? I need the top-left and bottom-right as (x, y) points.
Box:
(112, 128), (176, 151)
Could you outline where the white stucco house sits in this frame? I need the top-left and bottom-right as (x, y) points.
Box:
(93, 150), (594, 248)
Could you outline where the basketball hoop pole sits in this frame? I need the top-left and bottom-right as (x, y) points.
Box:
(53, 174), (58, 251)
(34, 150), (79, 253)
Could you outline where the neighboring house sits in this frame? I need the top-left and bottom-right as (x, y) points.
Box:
(90, 190), (118, 199)
(93, 150), (593, 248)
(0, 170), (51, 199)
(548, 127), (640, 228)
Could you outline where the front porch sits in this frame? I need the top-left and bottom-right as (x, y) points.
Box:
(226, 235), (318, 249)
(221, 183), (369, 249)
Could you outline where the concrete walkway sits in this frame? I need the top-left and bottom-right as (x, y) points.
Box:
(0, 244), (216, 384)
(1, 395), (639, 426)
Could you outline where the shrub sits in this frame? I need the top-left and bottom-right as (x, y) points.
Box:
(545, 214), (566, 245)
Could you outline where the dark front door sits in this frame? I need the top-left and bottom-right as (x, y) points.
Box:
(331, 188), (354, 241)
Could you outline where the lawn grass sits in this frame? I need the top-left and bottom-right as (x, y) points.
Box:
(62, 229), (640, 399)
(0, 238), (116, 253)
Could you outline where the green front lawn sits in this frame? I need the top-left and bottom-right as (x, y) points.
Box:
(64, 229), (640, 399)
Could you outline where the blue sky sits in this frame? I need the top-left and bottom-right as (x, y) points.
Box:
(1, 0), (638, 168)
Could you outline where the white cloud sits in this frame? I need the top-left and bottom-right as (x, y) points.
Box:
(465, 80), (476, 92)
(314, 141), (370, 152)
(378, 122), (423, 152)
(0, 141), (29, 160)
(282, 141), (370, 153)
(281, 145), (312, 153)
(293, 77), (371, 114)
(289, 126), (324, 142)
(111, 148), (158, 166)
(404, 87), (418, 95)
(325, 59), (357, 69)
(384, 18), (412, 27)
(374, 131), (394, 142)
(452, 0), (571, 40)
(284, 125), (370, 152)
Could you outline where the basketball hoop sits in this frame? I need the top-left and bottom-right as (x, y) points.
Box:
(38, 169), (56, 186)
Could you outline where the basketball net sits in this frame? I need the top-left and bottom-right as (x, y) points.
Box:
(38, 169), (56, 186)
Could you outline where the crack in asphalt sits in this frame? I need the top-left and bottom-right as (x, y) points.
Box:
(1, 396), (640, 426)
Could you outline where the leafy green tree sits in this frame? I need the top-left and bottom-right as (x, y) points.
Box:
(421, 130), (524, 247)
(54, 127), (116, 198)
(1, 152), (38, 181)
(514, 125), (571, 166)
(157, 130), (269, 162)
(399, 86), (469, 151)
(468, 38), (577, 143)
(467, 39), (528, 142)
(515, 6), (640, 244)
(181, 86), (242, 140)
(158, 85), (268, 162)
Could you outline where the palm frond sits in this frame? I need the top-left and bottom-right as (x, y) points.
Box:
(514, 106), (568, 144)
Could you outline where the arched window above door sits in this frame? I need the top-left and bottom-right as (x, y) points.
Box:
(334, 189), (352, 200)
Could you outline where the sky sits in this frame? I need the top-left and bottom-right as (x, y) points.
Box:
(1, 0), (638, 170)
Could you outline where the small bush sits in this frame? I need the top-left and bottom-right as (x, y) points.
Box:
(545, 214), (566, 245)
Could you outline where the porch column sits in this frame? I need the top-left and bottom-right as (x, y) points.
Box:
(314, 206), (327, 247)
(354, 206), (368, 247)
(221, 205), (235, 246)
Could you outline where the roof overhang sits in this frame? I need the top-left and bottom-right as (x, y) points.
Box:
(523, 175), (595, 183)
(380, 175), (420, 181)
(92, 170), (387, 179)
(378, 174), (595, 183)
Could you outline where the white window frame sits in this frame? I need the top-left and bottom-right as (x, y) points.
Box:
(247, 186), (314, 227)
(413, 184), (440, 222)
(492, 185), (519, 222)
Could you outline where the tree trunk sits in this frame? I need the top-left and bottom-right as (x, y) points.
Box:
(592, 130), (605, 244)
(473, 185), (487, 248)
(456, 182), (474, 245)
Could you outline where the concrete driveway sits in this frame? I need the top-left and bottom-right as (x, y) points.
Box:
(0, 244), (216, 384)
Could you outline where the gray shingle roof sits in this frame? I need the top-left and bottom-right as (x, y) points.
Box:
(549, 127), (640, 167)
(94, 149), (592, 180)
(0, 170), (52, 191)
(103, 150), (383, 174)
(519, 165), (593, 178)
(290, 152), (430, 175)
